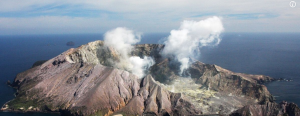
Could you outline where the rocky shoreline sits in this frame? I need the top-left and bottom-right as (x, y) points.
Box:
(1, 40), (299, 116)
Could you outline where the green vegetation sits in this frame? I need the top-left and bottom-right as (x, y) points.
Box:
(7, 97), (38, 110)
(89, 109), (109, 116)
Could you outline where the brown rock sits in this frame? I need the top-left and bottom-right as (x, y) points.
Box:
(189, 61), (274, 104)
(230, 101), (300, 116)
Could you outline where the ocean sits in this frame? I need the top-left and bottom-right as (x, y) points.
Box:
(0, 33), (299, 115)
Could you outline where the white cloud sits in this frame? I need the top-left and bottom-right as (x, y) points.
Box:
(0, 16), (133, 34)
(0, 0), (299, 34)
(0, 0), (296, 14)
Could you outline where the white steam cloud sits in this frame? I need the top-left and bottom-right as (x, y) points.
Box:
(104, 27), (141, 59)
(104, 27), (141, 70)
(162, 16), (224, 74)
(129, 56), (155, 78)
(104, 27), (155, 78)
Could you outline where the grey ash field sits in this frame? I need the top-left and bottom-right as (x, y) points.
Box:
(1, 40), (300, 116)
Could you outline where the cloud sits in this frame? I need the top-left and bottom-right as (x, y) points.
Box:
(226, 13), (279, 20)
(162, 16), (224, 74)
(0, 0), (299, 34)
(0, 0), (296, 15)
(0, 16), (133, 35)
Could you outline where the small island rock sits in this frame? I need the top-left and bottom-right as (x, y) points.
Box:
(66, 41), (75, 46)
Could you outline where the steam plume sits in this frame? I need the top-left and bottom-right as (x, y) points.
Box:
(104, 27), (155, 78)
(129, 56), (155, 78)
(162, 16), (224, 74)
(104, 27), (141, 59)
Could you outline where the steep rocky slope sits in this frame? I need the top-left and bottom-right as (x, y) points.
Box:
(2, 41), (200, 116)
(2, 40), (299, 116)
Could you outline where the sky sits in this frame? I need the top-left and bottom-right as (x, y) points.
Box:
(0, 0), (299, 35)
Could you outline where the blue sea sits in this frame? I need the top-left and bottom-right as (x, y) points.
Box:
(0, 33), (299, 115)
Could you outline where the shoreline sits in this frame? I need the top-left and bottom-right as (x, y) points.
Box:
(0, 109), (61, 115)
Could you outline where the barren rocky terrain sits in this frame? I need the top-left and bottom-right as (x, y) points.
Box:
(1, 40), (299, 116)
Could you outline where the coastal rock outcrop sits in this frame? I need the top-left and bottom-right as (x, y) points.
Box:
(230, 101), (300, 116)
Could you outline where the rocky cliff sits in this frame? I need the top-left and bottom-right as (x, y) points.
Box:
(230, 101), (300, 116)
(1, 40), (299, 116)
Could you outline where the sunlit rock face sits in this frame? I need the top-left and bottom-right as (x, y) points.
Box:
(65, 40), (119, 66)
(2, 40), (299, 116)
